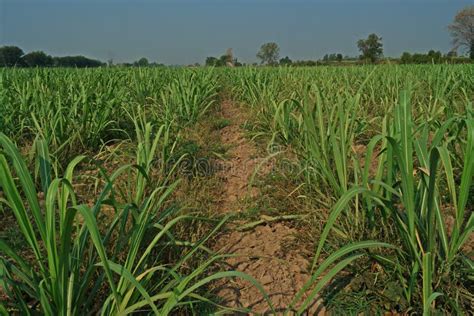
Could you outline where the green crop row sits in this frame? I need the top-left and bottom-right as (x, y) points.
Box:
(229, 64), (473, 314)
(0, 68), (219, 164)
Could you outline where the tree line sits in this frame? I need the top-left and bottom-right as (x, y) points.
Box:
(206, 40), (470, 68)
(118, 57), (165, 67)
(0, 47), (165, 68)
(207, 6), (473, 67)
(0, 47), (105, 68)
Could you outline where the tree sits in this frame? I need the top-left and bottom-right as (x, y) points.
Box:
(357, 34), (383, 63)
(21, 51), (53, 67)
(135, 57), (149, 67)
(401, 51), (445, 64)
(205, 49), (236, 67)
(279, 56), (292, 65)
(149, 62), (165, 67)
(0, 46), (24, 67)
(53, 56), (104, 68)
(400, 52), (412, 64)
(322, 53), (344, 63)
(256, 42), (280, 65)
(219, 55), (228, 66)
(448, 6), (474, 59)
(446, 50), (458, 58)
(427, 50), (442, 63)
(205, 56), (219, 66)
(411, 53), (425, 64)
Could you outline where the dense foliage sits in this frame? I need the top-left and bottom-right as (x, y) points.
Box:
(0, 46), (105, 68)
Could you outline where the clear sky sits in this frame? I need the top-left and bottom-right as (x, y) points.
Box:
(0, 0), (471, 65)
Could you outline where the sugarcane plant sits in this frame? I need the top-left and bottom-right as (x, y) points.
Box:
(312, 91), (473, 314)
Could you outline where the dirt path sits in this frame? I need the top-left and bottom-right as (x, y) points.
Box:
(213, 100), (324, 315)
(217, 100), (259, 212)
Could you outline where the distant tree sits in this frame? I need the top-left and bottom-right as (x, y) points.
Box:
(400, 52), (412, 64)
(219, 55), (228, 66)
(135, 57), (149, 67)
(205, 56), (219, 66)
(205, 49), (237, 67)
(411, 53), (426, 64)
(322, 53), (343, 63)
(53, 56), (104, 68)
(427, 50), (442, 63)
(279, 56), (292, 65)
(357, 34), (384, 62)
(448, 6), (474, 59)
(21, 51), (53, 67)
(293, 60), (318, 66)
(0, 46), (24, 67)
(205, 54), (231, 67)
(256, 42), (280, 65)
(149, 62), (165, 67)
(107, 58), (114, 67)
(446, 50), (458, 58)
(402, 51), (444, 64)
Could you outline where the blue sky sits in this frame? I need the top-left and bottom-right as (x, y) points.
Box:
(0, 0), (471, 64)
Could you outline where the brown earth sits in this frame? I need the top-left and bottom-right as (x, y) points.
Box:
(213, 101), (325, 315)
(217, 100), (259, 211)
